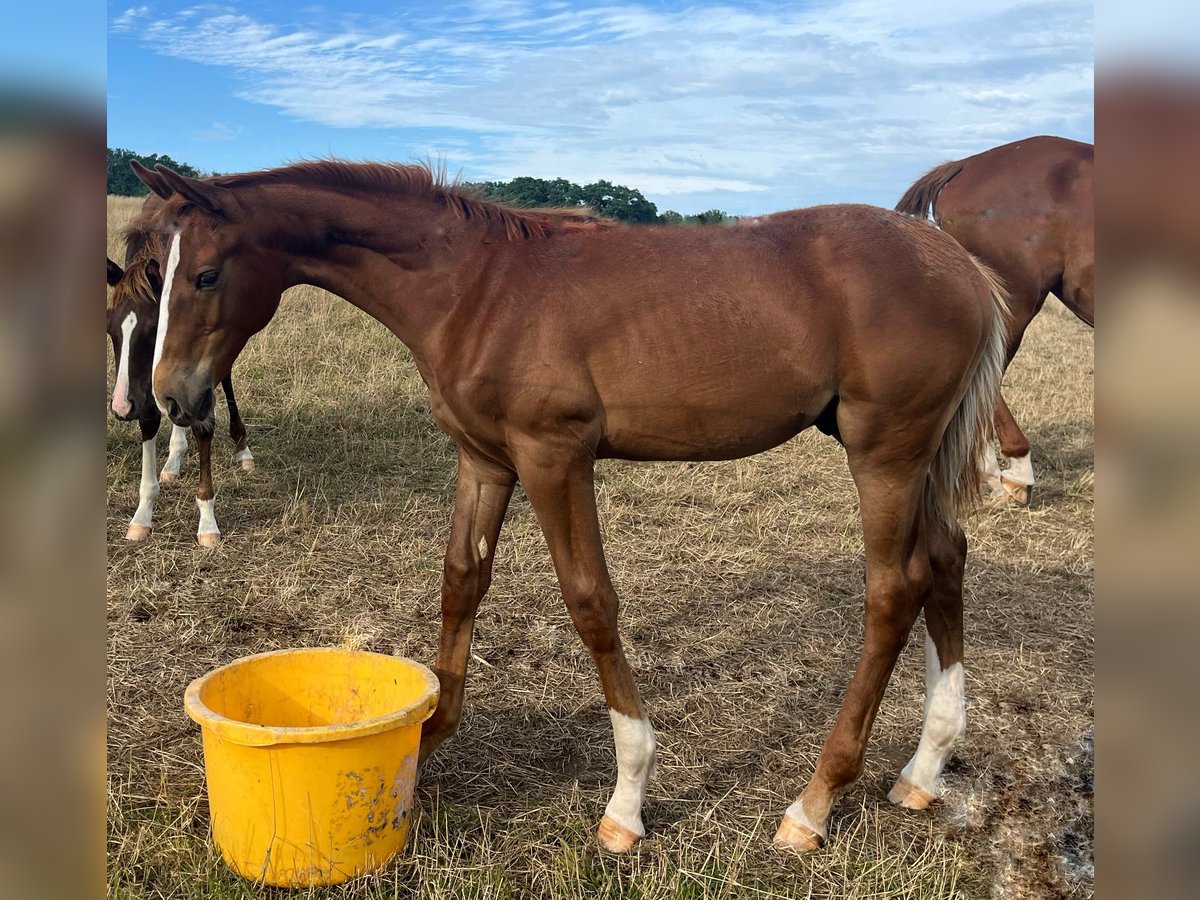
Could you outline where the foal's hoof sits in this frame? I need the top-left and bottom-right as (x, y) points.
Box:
(238, 458), (255, 473)
(1000, 477), (1032, 506)
(196, 532), (222, 549)
(125, 523), (151, 541)
(888, 776), (937, 811)
(159, 470), (179, 485)
(772, 814), (825, 853)
(597, 815), (641, 853)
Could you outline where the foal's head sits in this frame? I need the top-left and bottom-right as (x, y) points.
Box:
(106, 253), (161, 421)
(132, 163), (286, 427)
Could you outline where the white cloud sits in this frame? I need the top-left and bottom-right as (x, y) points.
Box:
(194, 121), (244, 142)
(115, 1), (1093, 212)
(111, 6), (150, 32)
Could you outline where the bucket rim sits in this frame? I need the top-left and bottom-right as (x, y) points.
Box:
(184, 647), (440, 747)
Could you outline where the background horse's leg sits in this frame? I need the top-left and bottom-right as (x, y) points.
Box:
(991, 287), (1046, 505)
(126, 415), (161, 540)
(194, 426), (220, 547)
(419, 450), (516, 764)
(222, 375), (255, 472)
(889, 520), (967, 809)
(775, 446), (931, 852)
(516, 447), (656, 854)
(159, 423), (189, 483)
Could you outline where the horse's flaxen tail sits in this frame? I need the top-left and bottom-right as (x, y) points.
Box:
(925, 257), (1010, 531)
(896, 160), (964, 223)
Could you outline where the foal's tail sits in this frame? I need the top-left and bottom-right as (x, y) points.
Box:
(896, 160), (964, 223)
(925, 257), (1010, 530)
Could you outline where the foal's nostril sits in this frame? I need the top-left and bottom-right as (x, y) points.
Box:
(126, 397), (138, 419)
(166, 396), (182, 420)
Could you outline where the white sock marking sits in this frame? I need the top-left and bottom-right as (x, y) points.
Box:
(233, 446), (254, 464)
(161, 424), (189, 478)
(130, 436), (159, 529)
(604, 710), (656, 837)
(152, 233), (181, 413)
(1002, 451), (1035, 486)
(899, 633), (966, 796)
(196, 496), (220, 537)
(979, 445), (1002, 492)
(783, 797), (828, 840)
(111, 311), (137, 418)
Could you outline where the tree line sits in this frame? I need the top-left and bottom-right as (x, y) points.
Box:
(107, 148), (734, 224)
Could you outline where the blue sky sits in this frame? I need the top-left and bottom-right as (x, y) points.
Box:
(108, 1), (1093, 215)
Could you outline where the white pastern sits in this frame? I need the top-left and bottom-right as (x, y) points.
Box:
(130, 436), (159, 529)
(196, 496), (220, 537)
(112, 311), (137, 417)
(1002, 451), (1035, 486)
(899, 633), (966, 796)
(782, 797), (828, 841)
(161, 424), (189, 479)
(232, 446), (254, 465)
(152, 233), (181, 413)
(604, 710), (656, 838)
(979, 444), (1002, 492)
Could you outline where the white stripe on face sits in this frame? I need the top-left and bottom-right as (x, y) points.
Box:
(111, 310), (137, 417)
(152, 233), (182, 413)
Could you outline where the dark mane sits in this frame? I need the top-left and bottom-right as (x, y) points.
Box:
(212, 160), (615, 241)
(119, 196), (169, 306)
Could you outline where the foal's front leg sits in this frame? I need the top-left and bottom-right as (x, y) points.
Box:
(516, 447), (657, 853)
(126, 415), (161, 540)
(418, 451), (516, 764)
(193, 425), (221, 547)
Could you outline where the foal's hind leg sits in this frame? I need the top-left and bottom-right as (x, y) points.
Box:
(419, 450), (516, 764)
(515, 444), (656, 853)
(222, 375), (255, 472)
(889, 521), (967, 809)
(775, 450), (931, 852)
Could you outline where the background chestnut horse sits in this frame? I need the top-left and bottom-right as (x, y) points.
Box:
(897, 136), (1093, 504)
(134, 161), (1006, 855)
(107, 180), (255, 545)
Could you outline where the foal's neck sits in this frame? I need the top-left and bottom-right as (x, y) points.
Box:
(270, 185), (486, 364)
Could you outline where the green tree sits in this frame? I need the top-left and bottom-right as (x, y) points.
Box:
(658, 210), (684, 225)
(107, 147), (205, 196)
(478, 175), (659, 223)
(687, 209), (729, 225)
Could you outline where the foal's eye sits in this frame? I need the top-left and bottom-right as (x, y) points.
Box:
(196, 270), (220, 290)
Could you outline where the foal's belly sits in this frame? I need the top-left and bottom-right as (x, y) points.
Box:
(596, 373), (833, 462)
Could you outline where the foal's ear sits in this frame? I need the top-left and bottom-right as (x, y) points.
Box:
(154, 164), (232, 217)
(107, 258), (124, 287)
(130, 160), (173, 200)
(145, 258), (162, 292)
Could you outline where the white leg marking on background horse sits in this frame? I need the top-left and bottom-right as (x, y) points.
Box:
(979, 445), (1003, 495)
(152, 233), (181, 413)
(1001, 451), (1035, 487)
(161, 424), (189, 480)
(111, 311), (137, 418)
(127, 436), (159, 539)
(898, 633), (966, 797)
(604, 710), (656, 838)
(196, 497), (220, 540)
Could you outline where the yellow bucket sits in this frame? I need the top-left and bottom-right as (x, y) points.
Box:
(184, 648), (439, 886)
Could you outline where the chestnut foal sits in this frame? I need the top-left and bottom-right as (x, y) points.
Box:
(898, 135), (1094, 504)
(135, 160), (1007, 853)
(106, 192), (254, 545)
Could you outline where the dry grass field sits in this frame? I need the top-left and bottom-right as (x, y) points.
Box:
(106, 195), (1093, 899)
